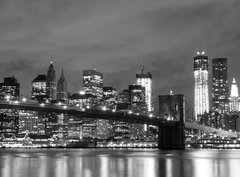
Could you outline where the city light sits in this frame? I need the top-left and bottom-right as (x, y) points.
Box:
(102, 106), (107, 111)
(79, 91), (85, 95)
(22, 97), (27, 102)
(5, 95), (10, 101)
(40, 103), (45, 107)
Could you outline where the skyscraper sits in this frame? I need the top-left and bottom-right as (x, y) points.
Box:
(136, 68), (152, 112)
(82, 69), (103, 103)
(128, 84), (147, 114)
(0, 76), (20, 101)
(194, 51), (209, 120)
(212, 58), (228, 113)
(102, 86), (118, 109)
(229, 78), (239, 112)
(31, 74), (47, 102)
(57, 70), (68, 101)
(46, 61), (56, 101)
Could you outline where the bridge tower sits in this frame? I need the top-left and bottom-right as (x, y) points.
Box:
(158, 93), (185, 149)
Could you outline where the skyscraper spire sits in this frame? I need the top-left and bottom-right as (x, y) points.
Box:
(46, 60), (56, 101)
(230, 78), (239, 97)
(230, 78), (239, 112)
(57, 69), (68, 101)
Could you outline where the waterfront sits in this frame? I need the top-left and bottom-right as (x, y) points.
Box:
(1, 149), (240, 177)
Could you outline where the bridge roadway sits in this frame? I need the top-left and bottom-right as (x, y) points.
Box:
(185, 122), (239, 137)
(0, 100), (238, 137)
(0, 100), (178, 127)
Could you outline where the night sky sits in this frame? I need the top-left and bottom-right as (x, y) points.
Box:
(0, 0), (240, 105)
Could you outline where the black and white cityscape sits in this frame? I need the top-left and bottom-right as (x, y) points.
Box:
(1, 1), (240, 177)
(1, 52), (240, 148)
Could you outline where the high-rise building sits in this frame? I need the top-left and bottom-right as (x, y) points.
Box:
(229, 78), (239, 112)
(116, 90), (131, 111)
(136, 68), (152, 112)
(212, 58), (228, 113)
(57, 70), (68, 101)
(31, 74), (47, 102)
(128, 84), (147, 114)
(0, 109), (19, 134)
(102, 87), (118, 109)
(82, 69), (103, 104)
(194, 51), (209, 121)
(46, 61), (56, 101)
(0, 76), (20, 101)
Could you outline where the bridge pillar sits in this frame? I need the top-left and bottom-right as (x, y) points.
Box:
(158, 94), (185, 150)
(158, 123), (185, 150)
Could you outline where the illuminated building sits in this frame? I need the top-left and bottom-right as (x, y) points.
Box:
(194, 51), (209, 121)
(0, 76), (20, 101)
(0, 109), (19, 134)
(129, 84), (146, 139)
(128, 84), (146, 114)
(68, 117), (82, 139)
(103, 87), (118, 109)
(212, 58), (228, 113)
(57, 70), (68, 102)
(46, 60), (56, 101)
(116, 90), (131, 111)
(31, 74), (47, 102)
(69, 93), (98, 139)
(82, 69), (103, 104)
(69, 92), (96, 109)
(96, 87), (118, 139)
(18, 110), (38, 134)
(136, 68), (152, 112)
(229, 78), (239, 112)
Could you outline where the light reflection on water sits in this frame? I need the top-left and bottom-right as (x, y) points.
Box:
(1, 149), (240, 177)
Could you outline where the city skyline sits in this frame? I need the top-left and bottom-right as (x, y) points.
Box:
(0, 0), (240, 106)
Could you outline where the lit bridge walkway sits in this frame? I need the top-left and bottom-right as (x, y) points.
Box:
(185, 122), (239, 137)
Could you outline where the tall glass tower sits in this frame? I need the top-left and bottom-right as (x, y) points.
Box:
(136, 68), (152, 112)
(212, 58), (228, 113)
(194, 51), (209, 120)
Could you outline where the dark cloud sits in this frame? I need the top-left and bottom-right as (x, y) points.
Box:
(0, 0), (239, 105)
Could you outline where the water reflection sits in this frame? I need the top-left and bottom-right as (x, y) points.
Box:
(0, 149), (240, 177)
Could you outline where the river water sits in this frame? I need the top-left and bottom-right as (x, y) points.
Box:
(0, 149), (240, 177)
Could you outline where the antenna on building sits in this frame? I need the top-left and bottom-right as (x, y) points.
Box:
(50, 53), (54, 64)
(137, 57), (144, 74)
